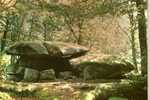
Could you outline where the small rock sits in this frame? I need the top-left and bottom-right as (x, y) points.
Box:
(6, 74), (22, 82)
(23, 68), (40, 82)
(5, 64), (25, 81)
(59, 71), (74, 79)
(39, 69), (56, 80)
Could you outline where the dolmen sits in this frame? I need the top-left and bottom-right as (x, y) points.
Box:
(5, 41), (89, 82)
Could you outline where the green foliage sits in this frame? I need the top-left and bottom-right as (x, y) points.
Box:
(35, 88), (60, 100)
(0, 81), (37, 97)
(7, 11), (21, 41)
(0, 0), (137, 44)
(8, 89), (36, 97)
(124, 71), (145, 80)
(0, 14), (6, 32)
(35, 89), (50, 100)
(94, 0), (129, 16)
(43, 16), (63, 31)
(108, 96), (128, 100)
(0, 54), (11, 79)
(0, 92), (12, 100)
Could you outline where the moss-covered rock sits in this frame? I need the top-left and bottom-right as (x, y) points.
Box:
(23, 68), (40, 82)
(39, 69), (56, 80)
(75, 61), (134, 80)
(5, 64), (25, 81)
(58, 71), (75, 79)
(5, 41), (89, 59)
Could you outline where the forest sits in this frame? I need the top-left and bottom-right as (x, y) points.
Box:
(0, 0), (147, 100)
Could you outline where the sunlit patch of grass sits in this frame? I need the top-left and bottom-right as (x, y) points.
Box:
(0, 54), (11, 79)
(0, 92), (12, 100)
(108, 96), (128, 100)
(0, 54), (11, 66)
(0, 81), (37, 97)
(34, 88), (61, 100)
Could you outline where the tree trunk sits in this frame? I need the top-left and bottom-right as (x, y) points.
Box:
(43, 23), (47, 41)
(1, 18), (9, 52)
(128, 5), (138, 70)
(135, 0), (147, 75)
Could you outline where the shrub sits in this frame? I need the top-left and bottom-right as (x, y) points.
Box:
(0, 92), (12, 100)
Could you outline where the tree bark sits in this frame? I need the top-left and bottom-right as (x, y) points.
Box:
(135, 0), (147, 75)
(1, 17), (9, 52)
(128, 4), (138, 70)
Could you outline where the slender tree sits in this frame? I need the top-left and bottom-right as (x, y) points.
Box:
(134, 0), (147, 75)
(127, 1), (138, 71)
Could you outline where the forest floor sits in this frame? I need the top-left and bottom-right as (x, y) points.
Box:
(0, 79), (126, 100)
